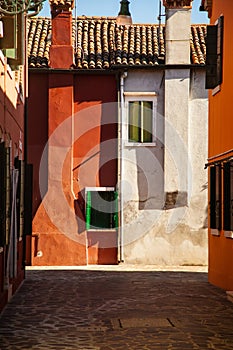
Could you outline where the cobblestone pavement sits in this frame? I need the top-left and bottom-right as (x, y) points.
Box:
(0, 265), (233, 350)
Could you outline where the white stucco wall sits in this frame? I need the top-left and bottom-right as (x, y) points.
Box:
(121, 68), (208, 266)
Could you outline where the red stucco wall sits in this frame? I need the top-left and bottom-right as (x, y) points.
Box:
(0, 57), (25, 311)
(28, 72), (118, 266)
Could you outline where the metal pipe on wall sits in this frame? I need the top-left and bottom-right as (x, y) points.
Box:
(118, 71), (127, 263)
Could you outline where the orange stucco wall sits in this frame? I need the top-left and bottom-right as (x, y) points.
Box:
(0, 54), (25, 311)
(208, 0), (233, 290)
(208, 1), (233, 158)
(28, 72), (118, 266)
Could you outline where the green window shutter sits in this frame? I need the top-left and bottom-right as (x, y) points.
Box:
(230, 162), (233, 231)
(86, 191), (91, 230)
(19, 160), (25, 238)
(24, 164), (33, 236)
(142, 101), (153, 143)
(216, 15), (224, 86)
(223, 162), (231, 231)
(215, 165), (221, 231)
(0, 142), (6, 247)
(86, 190), (118, 230)
(206, 16), (224, 89)
(210, 166), (216, 229)
(224, 161), (233, 231)
(5, 147), (11, 245)
(206, 25), (218, 89)
(114, 191), (118, 228)
(129, 101), (140, 142)
(210, 165), (221, 230)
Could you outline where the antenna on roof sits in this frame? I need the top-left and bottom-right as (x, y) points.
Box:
(74, 0), (78, 54)
(157, 0), (165, 24)
(157, 0), (165, 52)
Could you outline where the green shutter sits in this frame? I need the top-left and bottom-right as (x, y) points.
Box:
(206, 16), (224, 89)
(86, 191), (91, 230)
(24, 164), (33, 236)
(0, 143), (6, 247)
(210, 166), (216, 229)
(19, 160), (24, 238)
(216, 15), (224, 86)
(230, 162), (233, 230)
(223, 161), (233, 231)
(206, 25), (218, 89)
(223, 162), (231, 231)
(5, 147), (11, 245)
(114, 191), (118, 228)
(86, 190), (118, 230)
(215, 165), (221, 231)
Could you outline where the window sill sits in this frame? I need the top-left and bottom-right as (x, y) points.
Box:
(124, 142), (156, 147)
(86, 229), (117, 232)
(224, 231), (233, 239)
(210, 228), (220, 236)
(212, 85), (221, 96)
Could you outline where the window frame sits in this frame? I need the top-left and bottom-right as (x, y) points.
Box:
(124, 92), (157, 147)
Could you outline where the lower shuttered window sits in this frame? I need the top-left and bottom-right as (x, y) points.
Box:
(86, 189), (118, 230)
(223, 161), (233, 236)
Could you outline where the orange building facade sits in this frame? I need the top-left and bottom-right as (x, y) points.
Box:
(0, 50), (25, 312)
(202, 0), (233, 290)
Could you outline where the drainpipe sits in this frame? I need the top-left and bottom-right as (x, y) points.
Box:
(118, 71), (127, 263)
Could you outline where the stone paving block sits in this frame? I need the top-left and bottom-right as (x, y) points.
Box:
(0, 268), (233, 349)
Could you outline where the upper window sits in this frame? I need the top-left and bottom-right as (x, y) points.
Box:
(206, 15), (224, 90)
(124, 93), (157, 145)
(128, 101), (153, 143)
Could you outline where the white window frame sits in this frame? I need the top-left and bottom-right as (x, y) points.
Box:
(124, 92), (157, 147)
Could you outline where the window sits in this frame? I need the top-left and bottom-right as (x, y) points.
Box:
(128, 101), (153, 143)
(0, 142), (11, 246)
(223, 161), (233, 236)
(206, 16), (224, 89)
(209, 164), (221, 234)
(124, 92), (157, 145)
(0, 142), (6, 247)
(85, 188), (118, 230)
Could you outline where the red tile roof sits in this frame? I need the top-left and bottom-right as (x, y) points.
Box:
(27, 16), (206, 69)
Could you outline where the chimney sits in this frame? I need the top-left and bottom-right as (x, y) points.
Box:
(116, 0), (132, 25)
(49, 0), (74, 69)
(163, 0), (193, 64)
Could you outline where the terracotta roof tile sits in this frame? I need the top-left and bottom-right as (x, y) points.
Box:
(27, 17), (206, 69)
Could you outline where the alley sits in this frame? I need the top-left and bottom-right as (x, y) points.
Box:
(0, 266), (233, 350)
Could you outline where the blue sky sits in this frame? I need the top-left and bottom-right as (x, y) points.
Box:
(38, 0), (209, 24)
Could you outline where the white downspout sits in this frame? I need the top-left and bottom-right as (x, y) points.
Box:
(118, 71), (127, 263)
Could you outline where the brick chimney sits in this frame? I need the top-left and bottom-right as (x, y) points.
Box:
(116, 0), (132, 25)
(49, 0), (74, 69)
(163, 0), (193, 64)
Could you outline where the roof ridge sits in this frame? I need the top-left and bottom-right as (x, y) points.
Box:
(28, 17), (206, 69)
(33, 16), (207, 27)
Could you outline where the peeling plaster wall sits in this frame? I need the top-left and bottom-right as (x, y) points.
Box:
(122, 68), (208, 265)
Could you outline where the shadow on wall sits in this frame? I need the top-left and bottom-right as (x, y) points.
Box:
(135, 143), (164, 210)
